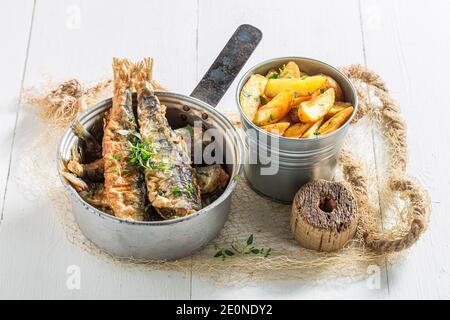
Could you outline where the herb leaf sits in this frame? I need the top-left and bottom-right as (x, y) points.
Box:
(224, 249), (234, 256)
(213, 234), (272, 260)
(268, 72), (279, 79)
(260, 95), (268, 106)
(247, 234), (254, 246)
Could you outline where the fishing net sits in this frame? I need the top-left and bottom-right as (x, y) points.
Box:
(21, 64), (430, 283)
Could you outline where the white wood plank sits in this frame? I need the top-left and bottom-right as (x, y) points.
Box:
(0, 0), (34, 220)
(0, 0), (198, 299)
(192, 0), (390, 299)
(361, 0), (450, 299)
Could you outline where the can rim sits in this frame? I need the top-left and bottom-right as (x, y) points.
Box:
(235, 56), (359, 142)
(57, 91), (244, 226)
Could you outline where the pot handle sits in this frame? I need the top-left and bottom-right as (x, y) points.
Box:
(190, 24), (262, 107)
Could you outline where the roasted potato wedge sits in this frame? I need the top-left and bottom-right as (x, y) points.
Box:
(280, 61), (301, 79)
(318, 107), (354, 136)
(283, 122), (314, 138)
(301, 118), (324, 138)
(298, 88), (335, 123)
(253, 89), (294, 126)
(323, 76), (344, 101)
(334, 101), (353, 107)
(261, 122), (291, 135)
(292, 95), (311, 106)
(264, 75), (328, 98)
(325, 102), (352, 119)
(239, 74), (268, 121)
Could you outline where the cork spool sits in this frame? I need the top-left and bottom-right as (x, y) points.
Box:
(290, 179), (357, 252)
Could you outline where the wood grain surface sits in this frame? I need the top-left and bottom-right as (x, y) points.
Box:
(0, 0), (447, 299)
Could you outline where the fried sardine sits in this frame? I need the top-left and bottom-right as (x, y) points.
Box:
(134, 58), (201, 219)
(102, 58), (146, 221)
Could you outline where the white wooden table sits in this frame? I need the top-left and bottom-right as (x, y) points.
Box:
(0, 0), (449, 299)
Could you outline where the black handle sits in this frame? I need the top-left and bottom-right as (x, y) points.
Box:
(190, 24), (262, 107)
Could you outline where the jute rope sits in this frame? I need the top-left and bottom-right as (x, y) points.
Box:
(339, 64), (430, 253)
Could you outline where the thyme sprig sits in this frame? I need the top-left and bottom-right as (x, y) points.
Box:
(171, 183), (194, 198)
(118, 129), (169, 172)
(214, 234), (272, 260)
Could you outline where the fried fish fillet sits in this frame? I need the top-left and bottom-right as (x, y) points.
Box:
(134, 58), (201, 219)
(102, 58), (146, 221)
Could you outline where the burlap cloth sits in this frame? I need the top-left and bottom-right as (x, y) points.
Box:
(22, 65), (430, 283)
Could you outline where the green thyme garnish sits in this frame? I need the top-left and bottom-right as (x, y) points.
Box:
(214, 234), (272, 260)
(171, 187), (182, 197)
(109, 152), (120, 162)
(214, 249), (234, 260)
(260, 95), (268, 106)
(171, 184), (195, 197)
(320, 88), (325, 94)
(301, 75), (309, 80)
(269, 113), (275, 121)
(187, 183), (194, 196)
(128, 140), (164, 171)
(232, 174), (239, 182)
(267, 72), (279, 79)
(110, 165), (121, 172)
(313, 130), (321, 137)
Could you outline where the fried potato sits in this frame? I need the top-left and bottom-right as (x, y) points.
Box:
(280, 61), (301, 79)
(310, 90), (321, 100)
(298, 88), (335, 123)
(261, 122), (291, 135)
(292, 95), (311, 106)
(264, 75), (328, 98)
(325, 102), (353, 119)
(239, 74), (268, 121)
(283, 122), (314, 138)
(253, 89), (294, 126)
(318, 107), (354, 136)
(301, 118), (324, 138)
(323, 76), (344, 101)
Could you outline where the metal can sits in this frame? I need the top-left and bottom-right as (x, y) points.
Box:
(236, 57), (358, 203)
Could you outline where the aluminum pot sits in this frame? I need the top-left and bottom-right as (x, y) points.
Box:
(58, 92), (244, 260)
(236, 57), (358, 203)
(57, 24), (262, 260)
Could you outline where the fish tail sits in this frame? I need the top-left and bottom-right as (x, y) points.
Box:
(134, 57), (154, 94)
(112, 57), (134, 97)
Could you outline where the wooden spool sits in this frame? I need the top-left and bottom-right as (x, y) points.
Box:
(290, 179), (357, 252)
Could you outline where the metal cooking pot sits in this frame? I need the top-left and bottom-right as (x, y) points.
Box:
(236, 57), (358, 203)
(57, 25), (262, 260)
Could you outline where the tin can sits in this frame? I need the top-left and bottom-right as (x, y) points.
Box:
(236, 57), (358, 203)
